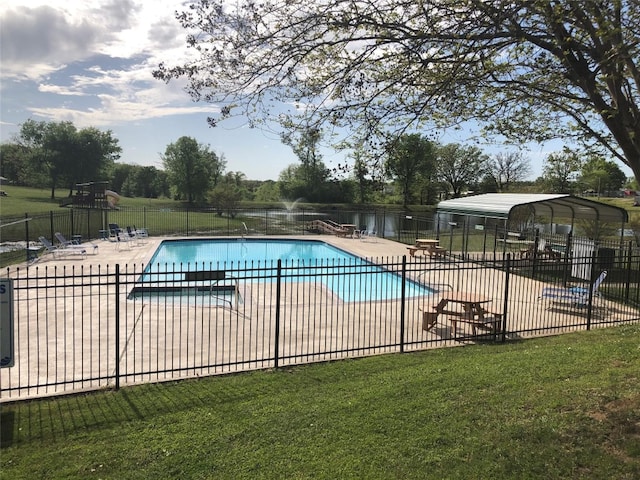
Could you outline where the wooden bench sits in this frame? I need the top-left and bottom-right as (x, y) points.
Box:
(429, 246), (447, 258)
(407, 246), (428, 256)
(420, 311), (438, 331)
(407, 245), (447, 258)
(449, 312), (503, 337)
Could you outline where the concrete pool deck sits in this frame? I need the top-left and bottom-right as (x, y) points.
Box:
(13, 232), (640, 337)
(24, 233), (419, 267)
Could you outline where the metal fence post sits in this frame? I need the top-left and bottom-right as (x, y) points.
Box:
(382, 209), (386, 239)
(586, 249), (598, 330)
(114, 264), (120, 390)
(49, 210), (54, 242)
(24, 212), (30, 245)
(274, 259), (282, 369)
(400, 255), (407, 353)
(85, 208), (90, 240)
(625, 241), (632, 303)
(501, 253), (511, 343)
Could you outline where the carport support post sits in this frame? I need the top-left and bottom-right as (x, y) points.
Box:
(625, 241), (633, 302)
(463, 218), (469, 259)
(562, 231), (573, 288)
(532, 229), (540, 279)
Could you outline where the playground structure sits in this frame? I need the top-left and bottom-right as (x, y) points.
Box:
(60, 181), (119, 209)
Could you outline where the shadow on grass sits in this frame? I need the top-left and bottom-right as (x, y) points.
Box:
(0, 374), (262, 447)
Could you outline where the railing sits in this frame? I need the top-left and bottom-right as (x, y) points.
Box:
(1, 251), (639, 401)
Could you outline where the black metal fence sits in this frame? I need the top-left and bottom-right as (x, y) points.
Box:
(2, 206), (636, 266)
(2, 249), (639, 401)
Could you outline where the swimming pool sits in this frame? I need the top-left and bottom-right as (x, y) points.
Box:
(134, 238), (432, 302)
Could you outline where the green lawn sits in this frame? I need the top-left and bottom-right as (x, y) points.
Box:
(1, 325), (639, 479)
(0, 185), (179, 218)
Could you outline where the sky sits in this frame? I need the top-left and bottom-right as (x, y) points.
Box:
(1, 0), (629, 183)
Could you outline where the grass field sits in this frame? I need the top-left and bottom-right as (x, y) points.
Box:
(1, 325), (639, 479)
(0, 185), (178, 218)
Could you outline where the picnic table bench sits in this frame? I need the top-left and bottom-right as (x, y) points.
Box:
(407, 239), (447, 258)
(420, 292), (503, 337)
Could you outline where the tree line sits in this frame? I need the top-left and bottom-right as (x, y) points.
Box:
(0, 121), (631, 208)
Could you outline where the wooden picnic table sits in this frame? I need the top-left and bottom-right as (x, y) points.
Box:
(415, 238), (439, 248)
(431, 292), (502, 336)
(408, 239), (446, 258)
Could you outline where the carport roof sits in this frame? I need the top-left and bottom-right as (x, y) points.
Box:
(436, 193), (628, 223)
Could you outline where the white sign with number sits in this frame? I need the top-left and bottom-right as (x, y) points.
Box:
(0, 279), (14, 368)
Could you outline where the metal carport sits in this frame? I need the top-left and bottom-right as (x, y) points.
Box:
(436, 193), (628, 225)
(435, 193), (629, 260)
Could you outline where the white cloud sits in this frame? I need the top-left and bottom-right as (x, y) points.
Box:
(0, 0), (190, 79)
(1, 0), (213, 126)
(38, 84), (88, 96)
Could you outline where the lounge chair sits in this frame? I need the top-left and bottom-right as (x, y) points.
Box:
(39, 236), (87, 259)
(540, 271), (607, 308)
(55, 232), (98, 254)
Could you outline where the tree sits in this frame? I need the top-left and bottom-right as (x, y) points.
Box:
(280, 127), (330, 202)
(210, 182), (242, 215)
(162, 136), (224, 203)
(73, 127), (120, 191)
(110, 163), (136, 195)
(578, 155), (627, 195)
(385, 134), (435, 206)
(484, 152), (531, 192)
(541, 151), (582, 193)
(0, 143), (33, 186)
(155, 1), (640, 182)
(116, 163), (171, 199)
(16, 120), (120, 198)
(436, 144), (489, 198)
(253, 180), (280, 202)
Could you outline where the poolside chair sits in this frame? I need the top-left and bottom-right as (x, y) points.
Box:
(107, 223), (134, 246)
(133, 225), (149, 238)
(39, 236), (87, 259)
(126, 226), (148, 243)
(360, 228), (377, 242)
(55, 232), (99, 254)
(539, 271), (607, 308)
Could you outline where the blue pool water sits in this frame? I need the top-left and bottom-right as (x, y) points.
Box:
(139, 238), (431, 302)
